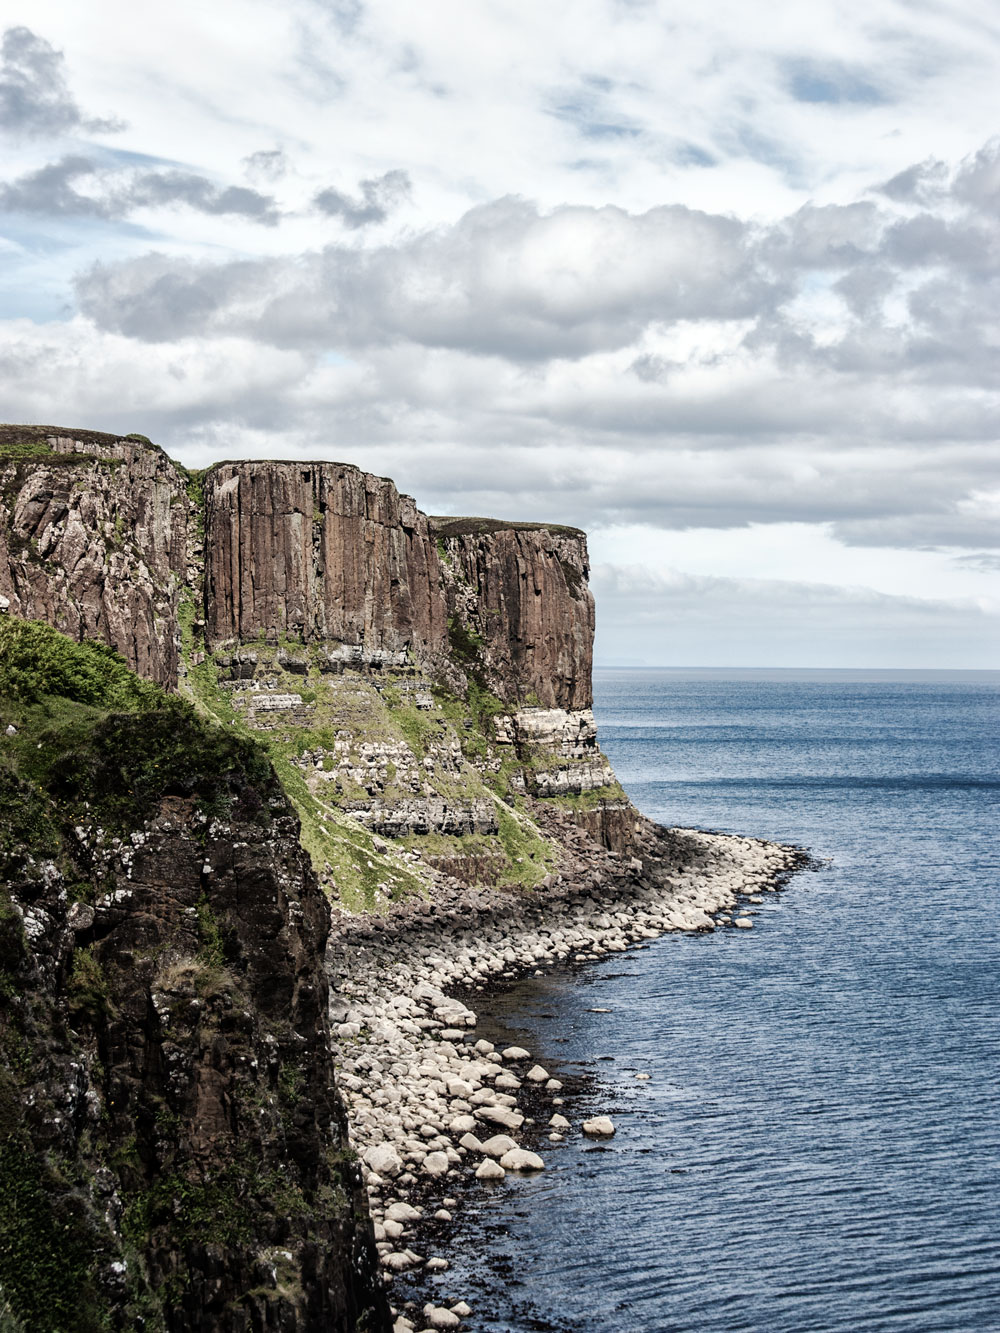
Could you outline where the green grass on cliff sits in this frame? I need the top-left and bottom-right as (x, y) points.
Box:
(0, 619), (278, 886)
(174, 622), (562, 898)
(0, 617), (367, 1333)
(176, 623), (426, 909)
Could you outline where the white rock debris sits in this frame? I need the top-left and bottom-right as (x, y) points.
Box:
(327, 826), (798, 1319)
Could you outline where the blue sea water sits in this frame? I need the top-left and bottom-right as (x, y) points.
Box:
(442, 669), (1000, 1333)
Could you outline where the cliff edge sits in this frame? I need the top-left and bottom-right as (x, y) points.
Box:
(0, 424), (640, 1329)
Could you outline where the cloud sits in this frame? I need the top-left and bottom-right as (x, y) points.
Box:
(953, 552), (1000, 573)
(0, 27), (123, 139)
(313, 168), (411, 227)
(34, 133), (997, 567)
(0, 155), (280, 223)
(242, 147), (290, 183)
(76, 195), (768, 355)
(952, 138), (1000, 214)
(877, 158), (949, 205)
(0, 155), (113, 217)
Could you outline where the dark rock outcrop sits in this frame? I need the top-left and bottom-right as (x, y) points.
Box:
(0, 633), (388, 1332)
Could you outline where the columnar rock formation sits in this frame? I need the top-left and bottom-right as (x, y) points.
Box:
(432, 518), (594, 711)
(202, 461), (593, 710)
(204, 461), (449, 670)
(0, 432), (594, 712)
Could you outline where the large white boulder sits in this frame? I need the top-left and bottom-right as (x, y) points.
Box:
(364, 1143), (403, 1177)
(582, 1116), (616, 1137)
(499, 1148), (545, 1172)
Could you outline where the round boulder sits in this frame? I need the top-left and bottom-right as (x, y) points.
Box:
(582, 1116), (616, 1137)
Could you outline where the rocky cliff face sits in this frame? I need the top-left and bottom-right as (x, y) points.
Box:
(432, 518), (594, 712)
(204, 461), (449, 672)
(0, 425), (637, 1328)
(0, 427), (188, 689)
(201, 461), (591, 710)
(0, 621), (388, 1333)
(0, 433), (595, 712)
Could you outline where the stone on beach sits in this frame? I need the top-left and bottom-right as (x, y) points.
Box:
(548, 1113), (570, 1129)
(422, 1152), (449, 1177)
(525, 1065), (549, 1082)
(383, 1252), (416, 1272)
(364, 1143), (403, 1177)
(582, 1116), (616, 1137)
(479, 1133), (518, 1158)
(500, 1046), (530, 1061)
(449, 1115), (478, 1134)
(734, 917), (754, 928)
(422, 1306), (460, 1329)
(475, 1158), (506, 1181)
(499, 1148), (545, 1172)
(475, 1105), (524, 1131)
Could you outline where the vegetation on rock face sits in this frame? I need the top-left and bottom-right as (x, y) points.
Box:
(0, 618), (275, 848)
(0, 439), (58, 461)
(0, 618), (387, 1333)
(0, 617), (161, 711)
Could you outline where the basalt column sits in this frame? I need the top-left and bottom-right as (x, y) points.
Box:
(203, 461), (449, 666)
(432, 518), (595, 710)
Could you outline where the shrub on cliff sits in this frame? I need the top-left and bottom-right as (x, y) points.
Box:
(0, 618), (276, 839)
(0, 617), (161, 711)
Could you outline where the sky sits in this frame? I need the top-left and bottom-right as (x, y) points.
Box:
(0, 0), (998, 668)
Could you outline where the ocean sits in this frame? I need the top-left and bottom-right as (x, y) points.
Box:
(443, 669), (1000, 1333)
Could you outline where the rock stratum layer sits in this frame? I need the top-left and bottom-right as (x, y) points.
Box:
(0, 424), (659, 1332)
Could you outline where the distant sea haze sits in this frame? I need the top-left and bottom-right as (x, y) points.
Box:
(445, 668), (1000, 1333)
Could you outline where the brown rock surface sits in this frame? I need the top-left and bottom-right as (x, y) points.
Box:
(0, 427), (187, 688)
(202, 462), (594, 708)
(434, 519), (595, 709)
(204, 460), (449, 666)
(0, 432), (596, 709)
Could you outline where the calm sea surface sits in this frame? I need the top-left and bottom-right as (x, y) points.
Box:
(438, 670), (1000, 1333)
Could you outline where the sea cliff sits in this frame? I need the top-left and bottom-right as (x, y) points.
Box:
(0, 425), (800, 1332)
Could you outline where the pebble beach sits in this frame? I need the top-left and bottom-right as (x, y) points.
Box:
(327, 816), (803, 1333)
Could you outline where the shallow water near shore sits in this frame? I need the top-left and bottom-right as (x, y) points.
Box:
(439, 669), (1000, 1333)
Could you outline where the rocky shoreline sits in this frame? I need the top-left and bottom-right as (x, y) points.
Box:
(326, 813), (805, 1333)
